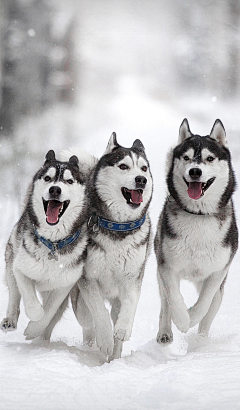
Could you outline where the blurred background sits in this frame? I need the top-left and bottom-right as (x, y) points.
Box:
(0, 0), (240, 233)
(0, 0), (240, 368)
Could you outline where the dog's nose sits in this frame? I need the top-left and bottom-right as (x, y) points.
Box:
(49, 185), (61, 197)
(189, 168), (202, 180)
(135, 175), (147, 188)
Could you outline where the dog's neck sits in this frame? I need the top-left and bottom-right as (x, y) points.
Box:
(88, 212), (146, 234)
(34, 226), (81, 260)
(168, 195), (215, 216)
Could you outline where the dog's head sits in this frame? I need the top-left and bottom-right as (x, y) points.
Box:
(93, 133), (153, 221)
(168, 119), (236, 214)
(32, 150), (86, 231)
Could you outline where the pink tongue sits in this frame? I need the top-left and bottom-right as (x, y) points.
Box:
(46, 200), (62, 224)
(187, 182), (202, 200)
(131, 190), (143, 204)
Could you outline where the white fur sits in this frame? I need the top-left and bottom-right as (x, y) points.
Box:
(173, 148), (230, 214)
(75, 136), (153, 360)
(1, 160), (88, 340)
(33, 175), (86, 241)
(79, 214), (152, 356)
(155, 120), (237, 344)
(96, 153), (153, 222)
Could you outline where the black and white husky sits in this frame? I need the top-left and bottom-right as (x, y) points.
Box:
(1, 150), (88, 340)
(154, 119), (238, 343)
(67, 133), (153, 360)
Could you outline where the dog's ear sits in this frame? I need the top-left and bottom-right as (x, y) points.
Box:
(104, 132), (119, 155)
(178, 119), (191, 144)
(132, 139), (145, 153)
(210, 119), (228, 147)
(69, 155), (79, 168)
(45, 150), (56, 163)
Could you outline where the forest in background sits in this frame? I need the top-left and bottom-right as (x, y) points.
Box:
(0, 0), (239, 204)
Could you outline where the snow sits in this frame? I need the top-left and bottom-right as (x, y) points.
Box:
(1, 86), (240, 410)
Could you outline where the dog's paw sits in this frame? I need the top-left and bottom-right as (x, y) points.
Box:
(157, 330), (173, 344)
(25, 303), (44, 322)
(1, 318), (17, 333)
(171, 306), (190, 333)
(95, 324), (114, 358)
(24, 321), (44, 340)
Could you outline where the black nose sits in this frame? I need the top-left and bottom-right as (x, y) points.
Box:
(189, 168), (202, 180)
(49, 186), (61, 197)
(135, 175), (147, 188)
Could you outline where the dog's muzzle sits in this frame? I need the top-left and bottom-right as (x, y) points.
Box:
(183, 176), (215, 200)
(43, 185), (70, 225)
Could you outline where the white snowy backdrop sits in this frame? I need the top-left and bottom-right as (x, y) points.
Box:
(0, 1), (240, 409)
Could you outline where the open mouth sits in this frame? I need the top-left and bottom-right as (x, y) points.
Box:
(121, 187), (143, 207)
(43, 199), (70, 225)
(183, 177), (215, 200)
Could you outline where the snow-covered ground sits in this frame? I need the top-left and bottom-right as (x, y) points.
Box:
(1, 89), (240, 410)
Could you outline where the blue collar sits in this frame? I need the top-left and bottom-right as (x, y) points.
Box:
(97, 214), (146, 232)
(34, 227), (81, 260)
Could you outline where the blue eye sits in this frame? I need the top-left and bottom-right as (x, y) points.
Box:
(44, 176), (51, 182)
(207, 156), (215, 162)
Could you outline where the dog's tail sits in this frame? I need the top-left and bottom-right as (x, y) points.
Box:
(60, 147), (98, 178)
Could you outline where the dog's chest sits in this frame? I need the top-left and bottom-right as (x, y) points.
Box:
(164, 213), (231, 280)
(86, 230), (148, 297)
(14, 235), (87, 290)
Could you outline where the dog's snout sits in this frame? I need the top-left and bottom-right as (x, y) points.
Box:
(189, 168), (202, 180)
(135, 175), (147, 188)
(49, 185), (61, 197)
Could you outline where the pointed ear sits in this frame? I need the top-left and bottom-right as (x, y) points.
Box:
(45, 150), (56, 163)
(132, 139), (145, 152)
(69, 155), (79, 168)
(104, 132), (119, 155)
(210, 119), (228, 147)
(178, 118), (191, 144)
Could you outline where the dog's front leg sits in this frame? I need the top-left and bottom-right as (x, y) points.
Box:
(78, 276), (114, 358)
(160, 269), (190, 333)
(114, 279), (141, 346)
(157, 272), (173, 344)
(14, 269), (44, 321)
(24, 285), (72, 339)
(71, 285), (95, 346)
(189, 270), (228, 328)
(1, 262), (21, 332)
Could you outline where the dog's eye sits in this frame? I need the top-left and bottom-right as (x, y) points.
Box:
(141, 166), (147, 172)
(67, 179), (74, 184)
(119, 164), (129, 170)
(206, 156), (215, 162)
(183, 155), (189, 161)
(44, 176), (51, 182)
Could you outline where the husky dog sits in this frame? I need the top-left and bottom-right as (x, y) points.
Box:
(68, 133), (153, 360)
(154, 119), (238, 343)
(1, 150), (88, 340)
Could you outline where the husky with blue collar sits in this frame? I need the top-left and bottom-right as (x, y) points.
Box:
(67, 134), (153, 360)
(155, 119), (238, 344)
(1, 150), (89, 340)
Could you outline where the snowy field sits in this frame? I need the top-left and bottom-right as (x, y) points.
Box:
(1, 91), (240, 410)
